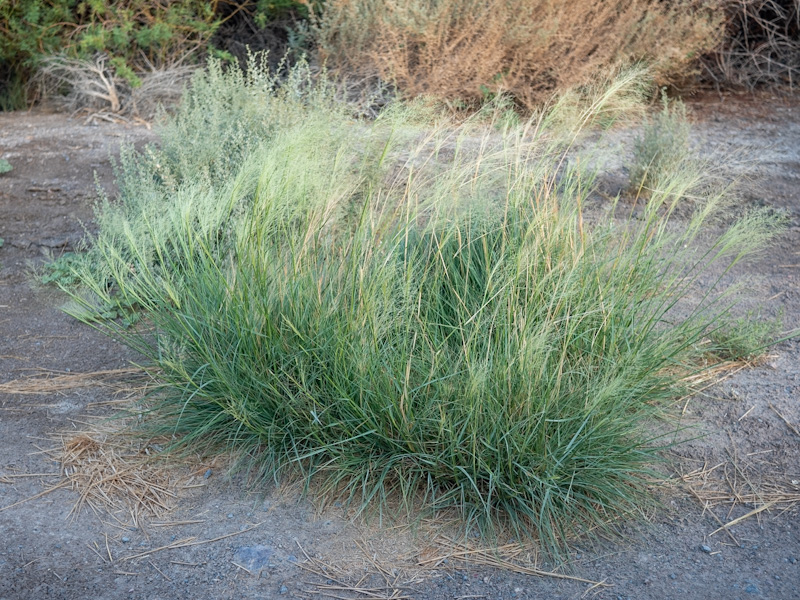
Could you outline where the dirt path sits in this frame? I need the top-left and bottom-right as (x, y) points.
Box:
(1, 97), (799, 599)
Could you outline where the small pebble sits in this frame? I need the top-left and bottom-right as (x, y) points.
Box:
(227, 513), (234, 519)
(279, 585), (288, 594)
(700, 544), (713, 554)
(789, 556), (797, 564)
(669, 573), (677, 580)
(745, 583), (759, 594)
(121, 537), (130, 543)
(204, 469), (213, 479)
(287, 554), (297, 563)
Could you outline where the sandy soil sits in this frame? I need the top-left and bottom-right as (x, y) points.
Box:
(1, 94), (799, 600)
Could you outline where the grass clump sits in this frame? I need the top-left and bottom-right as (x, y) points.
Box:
(707, 311), (785, 362)
(61, 62), (779, 558)
(54, 54), (342, 294)
(628, 93), (691, 197)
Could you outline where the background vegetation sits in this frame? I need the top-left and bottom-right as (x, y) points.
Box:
(57, 60), (781, 556)
(2, 0), (798, 112)
(0, 0), (309, 110)
(12, 0), (792, 560)
(316, 0), (721, 108)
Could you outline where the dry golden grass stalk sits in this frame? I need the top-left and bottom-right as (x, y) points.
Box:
(420, 536), (609, 587)
(708, 501), (777, 536)
(769, 402), (800, 436)
(672, 447), (800, 536)
(0, 368), (145, 395)
(0, 481), (70, 513)
(118, 523), (262, 563)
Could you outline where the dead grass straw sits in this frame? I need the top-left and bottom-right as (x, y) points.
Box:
(318, 0), (719, 108)
(673, 444), (800, 541)
(118, 522), (262, 563)
(296, 540), (423, 600)
(0, 368), (146, 395)
(50, 430), (178, 528)
(768, 402), (800, 436)
(420, 537), (609, 588)
(0, 480), (70, 513)
(708, 501), (778, 536)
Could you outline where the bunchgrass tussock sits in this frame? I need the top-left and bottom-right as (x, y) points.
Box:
(61, 61), (780, 559)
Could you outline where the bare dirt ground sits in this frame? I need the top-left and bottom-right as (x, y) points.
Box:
(1, 93), (799, 600)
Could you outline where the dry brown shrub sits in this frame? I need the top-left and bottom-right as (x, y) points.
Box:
(315, 0), (721, 108)
(702, 0), (800, 89)
(34, 53), (194, 119)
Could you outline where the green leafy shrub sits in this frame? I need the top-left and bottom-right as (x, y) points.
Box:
(0, 159), (11, 174)
(0, 0), (311, 110)
(40, 252), (85, 287)
(628, 93), (691, 196)
(61, 63), (779, 557)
